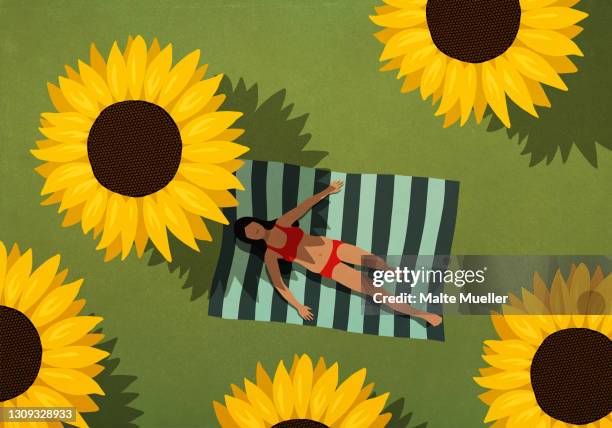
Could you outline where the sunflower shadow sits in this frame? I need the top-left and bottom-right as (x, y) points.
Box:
(486, 2), (612, 167)
(457, 256), (612, 315)
(79, 336), (143, 428)
(147, 76), (328, 300)
(384, 397), (428, 428)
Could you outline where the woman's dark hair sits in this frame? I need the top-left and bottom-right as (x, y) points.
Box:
(233, 217), (276, 253)
(233, 217), (299, 254)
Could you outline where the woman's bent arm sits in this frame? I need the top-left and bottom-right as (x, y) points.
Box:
(264, 252), (313, 320)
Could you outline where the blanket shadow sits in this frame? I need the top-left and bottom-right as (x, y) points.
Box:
(147, 76), (328, 301)
(81, 337), (143, 428)
(486, 3), (611, 167)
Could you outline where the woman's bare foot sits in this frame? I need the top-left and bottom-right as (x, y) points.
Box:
(424, 313), (443, 327)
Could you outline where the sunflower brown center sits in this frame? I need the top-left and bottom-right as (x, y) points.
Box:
(272, 420), (329, 428)
(425, 0), (521, 63)
(87, 100), (182, 197)
(0, 306), (43, 402)
(531, 328), (612, 425)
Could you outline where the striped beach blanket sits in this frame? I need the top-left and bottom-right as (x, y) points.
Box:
(209, 160), (460, 341)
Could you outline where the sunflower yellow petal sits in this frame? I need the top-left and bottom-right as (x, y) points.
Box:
(505, 47), (568, 90)
(171, 74), (223, 123)
(379, 28), (431, 61)
(89, 43), (106, 78)
(164, 180), (228, 226)
(231, 383), (248, 402)
(106, 42), (128, 101)
(181, 112), (243, 144)
(178, 163), (245, 191)
(0, 242), (7, 296)
(143, 196), (172, 261)
(459, 63), (477, 125)
(156, 190), (198, 250)
(81, 187), (108, 233)
(485, 389), (537, 423)
(310, 363), (338, 420)
(31, 143), (87, 163)
(3, 249), (32, 306)
(253, 362), (274, 398)
(27, 384), (72, 410)
(224, 396), (265, 428)
(30, 279), (82, 328)
(370, 8), (425, 28)
(7, 244), (21, 266)
(293, 354), (313, 418)
(568, 263), (590, 308)
(436, 60), (463, 115)
(182, 141), (249, 164)
(474, 369), (531, 391)
(520, 0), (556, 9)
(58, 179), (97, 213)
(484, 339), (535, 357)
(398, 43), (437, 77)
(272, 361), (294, 420)
(41, 163), (93, 195)
(473, 73), (488, 124)
(184, 215), (213, 241)
(18, 254), (60, 312)
(496, 56), (538, 117)
(144, 44), (173, 101)
(41, 112), (92, 131)
(126, 35), (147, 99)
(147, 38), (161, 63)
(558, 24), (583, 39)
(482, 61), (510, 128)
(420, 53), (447, 100)
(47, 82), (73, 113)
(324, 368), (367, 425)
(38, 367), (104, 396)
(39, 126), (88, 145)
(58, 77), (99, 118)
(482, 353), (532, 371)
(442, 103), (461, 128)
(383, 0), (426, 7)
(371, 412), (393, 428)
(157, 49), (200, 107)
(517, 29), (583, 57)
(243, 379), (279, 424)
(120, 198), (138, 260)
(42, 346), (109, 369)
(339, 393), (389, 428)
(213, 400), (240, 428)
(78, 60), (113, 107)
(522, 7), (588, 30)
(96, 194), (125, 249)
(40, 316), (103, 350)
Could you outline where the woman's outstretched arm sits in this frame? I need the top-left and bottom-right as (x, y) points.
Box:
(277, 180), (344, 227)
(264, 252), (314, 320)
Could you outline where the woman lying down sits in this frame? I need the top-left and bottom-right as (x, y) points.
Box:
(234, 180), (442, 327)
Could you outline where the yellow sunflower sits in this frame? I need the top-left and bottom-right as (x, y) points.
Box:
(32, 35), (249, 262)
(213, 354), (392, 428)
(371, 0), (588, 128)
(474, 264), (612, 428)
(0, 241), (108, 427)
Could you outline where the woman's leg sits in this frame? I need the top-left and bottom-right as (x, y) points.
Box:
(336, 243), (393, 270)
(330, 263), (442, 326)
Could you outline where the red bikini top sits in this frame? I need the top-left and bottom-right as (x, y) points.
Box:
(267, 224), (304, 262)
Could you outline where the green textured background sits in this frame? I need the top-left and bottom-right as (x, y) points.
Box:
(1, 1), (611, 427)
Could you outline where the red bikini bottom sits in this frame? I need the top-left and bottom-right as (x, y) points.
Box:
(319, 240), (343, 279)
